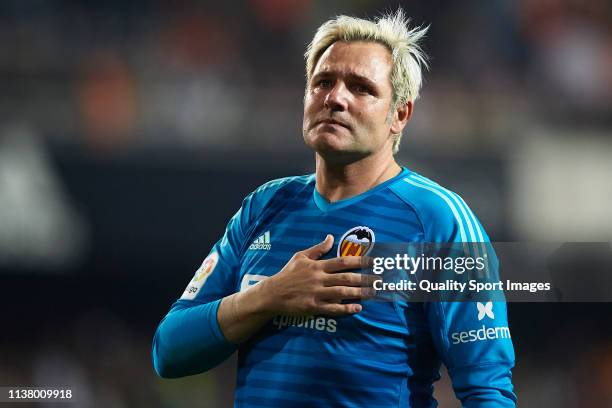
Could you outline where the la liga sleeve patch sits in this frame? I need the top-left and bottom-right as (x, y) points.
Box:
(180, 252), (219, 300)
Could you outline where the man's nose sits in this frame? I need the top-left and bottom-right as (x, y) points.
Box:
(324, 82), (348, 112)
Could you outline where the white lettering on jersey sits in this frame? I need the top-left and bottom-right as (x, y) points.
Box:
(240, 273), (269, 292)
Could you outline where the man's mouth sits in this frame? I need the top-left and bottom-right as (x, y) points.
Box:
(317, 119), (351, 130)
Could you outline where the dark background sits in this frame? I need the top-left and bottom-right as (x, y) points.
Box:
(0, 1), (611, 407)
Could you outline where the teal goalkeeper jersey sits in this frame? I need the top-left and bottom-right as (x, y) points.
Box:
(153, 167), (516, 407)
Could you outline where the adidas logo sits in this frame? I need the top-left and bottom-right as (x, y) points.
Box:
(249, 231), (271, 250)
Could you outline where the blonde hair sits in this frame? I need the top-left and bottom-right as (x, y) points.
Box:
(305, 9), (429, 153)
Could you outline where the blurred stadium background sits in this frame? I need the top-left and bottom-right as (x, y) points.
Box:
(0, 0), (610, 407)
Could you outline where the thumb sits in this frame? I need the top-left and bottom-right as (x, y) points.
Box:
(301, 234), (334, 260)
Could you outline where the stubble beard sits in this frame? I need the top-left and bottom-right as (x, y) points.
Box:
(304, 128), (371, 166)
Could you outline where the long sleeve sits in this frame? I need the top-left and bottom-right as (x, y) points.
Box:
(153, 299), (237, 378)
(426, 300), (516, 407)
(403, 172), (517, 406)
(152, 193), (251, 378)
(152, 178), (292, 379)
(427, 200), (516, 406)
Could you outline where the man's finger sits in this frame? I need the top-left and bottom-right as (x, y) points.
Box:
(322, 272), (377, 287)
(321, 256), (368, 272)
(318, 286), (375, 301)
(300, 234), (334, 260)
(316, 302), (362, 316)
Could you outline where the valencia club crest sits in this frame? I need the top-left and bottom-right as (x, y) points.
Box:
(337, 226), (375, 257)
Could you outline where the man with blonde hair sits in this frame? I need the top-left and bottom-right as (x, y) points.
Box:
(153, 9), (516, 407)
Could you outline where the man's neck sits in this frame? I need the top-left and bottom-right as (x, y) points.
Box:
(314, 150), (402, 203)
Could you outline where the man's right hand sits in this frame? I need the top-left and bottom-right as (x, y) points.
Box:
(260, 234), (376, 316)
(218, 234), (377, 344)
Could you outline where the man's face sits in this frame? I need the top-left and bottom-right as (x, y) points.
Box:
(302, 41), (396, 160)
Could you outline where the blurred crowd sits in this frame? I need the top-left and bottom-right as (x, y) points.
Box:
(1, 0), (610, 154)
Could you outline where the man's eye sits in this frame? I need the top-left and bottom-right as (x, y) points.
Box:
(316, 79), (332, 88)
(353, 84), (371, 94)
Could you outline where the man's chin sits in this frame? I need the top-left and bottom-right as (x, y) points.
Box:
(307, 139), (369, 163)
(306, 132), (351, 152)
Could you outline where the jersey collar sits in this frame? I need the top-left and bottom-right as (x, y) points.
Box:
(313, 167), (410, 212)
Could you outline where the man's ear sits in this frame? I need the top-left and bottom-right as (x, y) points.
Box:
(390, 101), (413, 135)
